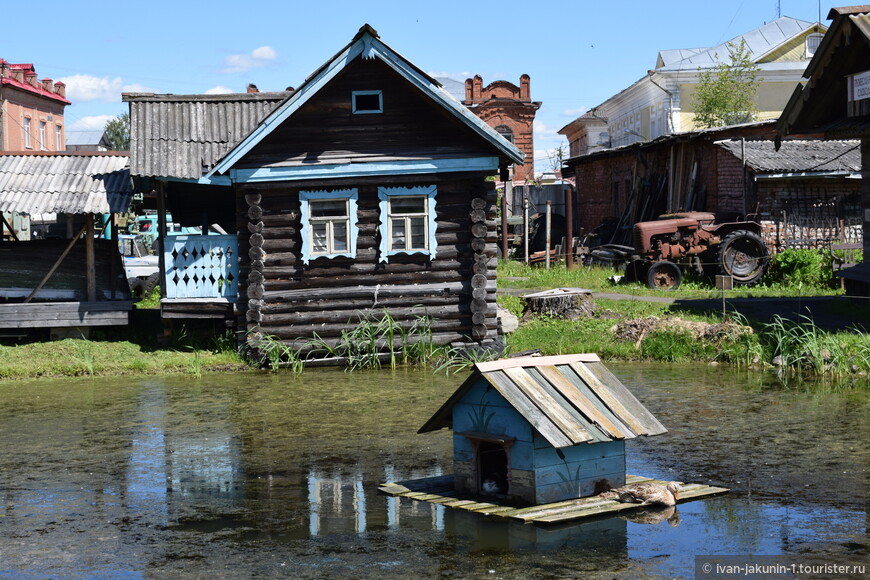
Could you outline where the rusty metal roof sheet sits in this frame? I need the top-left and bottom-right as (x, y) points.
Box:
(0, 152), (132, 214)
(123, 92), (290, 179)
(418, 354), (667, 448)
(716, 139), (861, 174)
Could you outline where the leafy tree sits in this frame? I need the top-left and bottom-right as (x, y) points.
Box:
(693, 40), (761, 129)
(104, 113), (130, 151)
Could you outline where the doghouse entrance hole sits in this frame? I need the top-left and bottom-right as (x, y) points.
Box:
(478, 441), (508, 495)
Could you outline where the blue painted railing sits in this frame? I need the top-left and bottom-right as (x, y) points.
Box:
(164, 235), (239, 300)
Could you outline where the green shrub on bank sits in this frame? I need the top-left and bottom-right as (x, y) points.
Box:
(766, 249), (832, 288)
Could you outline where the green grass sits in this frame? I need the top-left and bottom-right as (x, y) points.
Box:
(497, 259), (844, 298)
(0, 259), (865, 381)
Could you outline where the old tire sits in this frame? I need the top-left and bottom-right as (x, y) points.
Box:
(127, 276), (146, 298)
(717, 230), (768, 286)
(142, 272), (160, 295)
(646, 260), (682, 290)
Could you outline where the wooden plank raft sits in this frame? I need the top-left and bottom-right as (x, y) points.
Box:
(378, 474), (729, 525)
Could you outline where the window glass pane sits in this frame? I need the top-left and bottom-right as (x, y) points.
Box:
(390, 196), (426, 214)
(311, 223), (328, 252)
(332, 222), (348, 252)
(391, 219), (406, 249)
(409, 217), (426, 249)
(311, 200), (347, 217)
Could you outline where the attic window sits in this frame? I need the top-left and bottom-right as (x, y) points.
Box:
(352, 90), (383, 114)
(806, 33), (823, 58)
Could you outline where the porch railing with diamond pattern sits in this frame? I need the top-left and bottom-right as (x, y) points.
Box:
(164, 235), (239, 300)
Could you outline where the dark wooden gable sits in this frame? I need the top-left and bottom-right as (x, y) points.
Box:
(236, 57), (497, 169)
(779, 8), (870, 138)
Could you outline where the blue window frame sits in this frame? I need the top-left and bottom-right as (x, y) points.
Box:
(377, 185), (437, 262)
(299, 189), (358, 264)
(352, 90), (383, 114)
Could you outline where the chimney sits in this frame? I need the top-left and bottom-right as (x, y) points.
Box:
(54, 81), (65, 98)
(25, 70), (38, 88)
(11, 68), (23, 83)
(473, 75), (483, 101)
(0, 61), (8, 78)
(520, 74), (530, 101)
(246, 83), (259, 93)
(42, 78), (54, 93)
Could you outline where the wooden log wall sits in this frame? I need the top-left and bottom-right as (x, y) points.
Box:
(236, 176), (500, 355)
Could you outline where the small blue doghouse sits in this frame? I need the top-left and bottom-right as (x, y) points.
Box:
(419, 354), (668, 505)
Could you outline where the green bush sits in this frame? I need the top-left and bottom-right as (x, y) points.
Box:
(766, 249), (832, 288)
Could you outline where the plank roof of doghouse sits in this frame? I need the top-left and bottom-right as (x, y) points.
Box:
(419, 354), (667, 448)
(0, 151), (133, 214)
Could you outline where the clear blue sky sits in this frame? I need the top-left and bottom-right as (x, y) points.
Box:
(4, 0), (845, 171)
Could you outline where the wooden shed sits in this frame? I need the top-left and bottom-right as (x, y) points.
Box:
(124, 24), (523, 356)
(418, 354), (667, 505)
(0, 151), (133, 334)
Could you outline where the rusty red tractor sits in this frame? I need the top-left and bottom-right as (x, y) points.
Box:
(587, 212), (770, 290)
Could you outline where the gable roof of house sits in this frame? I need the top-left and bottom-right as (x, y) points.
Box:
(716, 139), (861, 174)
(0, 151), (132, 214)
(207, 24), (523, 178)
(123, 91), (291, 179)
(655, 16), (821, 72)
(418, 354), (667, 448)
(777, 7), (870, 141)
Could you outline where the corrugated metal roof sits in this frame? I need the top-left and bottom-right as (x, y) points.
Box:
(0, 152), (132, 214)
(123, 92), (290, 179)
(418, 354), (667, 448)
(717, 139), (861, 173)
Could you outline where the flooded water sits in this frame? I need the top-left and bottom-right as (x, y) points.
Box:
(0, 364), (866, 579)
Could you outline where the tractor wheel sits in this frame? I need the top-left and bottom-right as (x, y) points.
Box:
(127, 277), (146, 298)
(142, 273), (160, 296)
(717, 230), (769, 286)
(646, 260), (682, 290)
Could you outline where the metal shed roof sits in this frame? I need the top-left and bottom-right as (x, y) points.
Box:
(419, 354), (667, 448)
(655, 16), (818, 71)
(0, 152), (133, 214)
(716, 139), (861, 174)
(123, 91), (290, 179)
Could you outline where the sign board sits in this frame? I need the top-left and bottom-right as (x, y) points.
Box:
(847, 70), (870, 102)
(715, 275), (734, 291)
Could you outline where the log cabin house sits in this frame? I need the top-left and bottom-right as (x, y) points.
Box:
(0, 151), (133, 335)
(124, 24), (523, 357)
(418, 354), (668, 505)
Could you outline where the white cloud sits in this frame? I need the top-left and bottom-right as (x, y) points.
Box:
(58, 74), (123, 102)
(563, 107), (587, 117)
(57, 75), (157, 102)
(204, 85), (235, 94)
(222, 46), (278, 73)
(427, 70), (472, 80)
(68, 115), (115, 131)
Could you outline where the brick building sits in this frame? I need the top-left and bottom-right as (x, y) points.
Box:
(463, 74), (540, 182)
(562, 121), (861, 251)
(0, 59), (70, 152)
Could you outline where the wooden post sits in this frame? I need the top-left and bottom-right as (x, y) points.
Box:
(500, 186), (508, 259)
(545, 201), (552, 270)
(86, 214), (96, 301)
(523, 196), (529, 265)
(156, 181), (168, 298)
(109, 213), (119, 299)
(565, 186), (574, 268)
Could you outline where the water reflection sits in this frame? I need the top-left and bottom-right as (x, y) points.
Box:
(0, 366), (865, 578)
